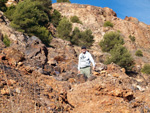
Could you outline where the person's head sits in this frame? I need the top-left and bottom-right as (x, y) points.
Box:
(81, 46), (87, 54)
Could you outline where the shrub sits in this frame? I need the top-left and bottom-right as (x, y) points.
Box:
(71, 27), (94, 47)
(57, 0), (71, 3)
(5, 5), (16, 21)
(103, 21), (114, 27)
(7, 0), (52, 46)
(51, 9), (62, 27)
(70, 16), (82, 24)
(3, 34), (10, 47)
(99, 31), (124, 52)
(105, 44), (134, 71)
(28, 26), (52, 46)
(135, 50), (143, 57)
(117, 30), (121, 33)
(57, 17), (72, 40)
(141, 64), (150, 74)
(129, 35), (135, 42)
(0, 0), (8, 12)
(34, 0), (52, 19)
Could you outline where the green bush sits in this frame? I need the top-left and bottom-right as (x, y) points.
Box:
(71, 27), (94, 47)
(135, 50), (143, 57)
(117, 30), (121, 33)
(141, 64), (150, 74)
(4, 5), (16, 21)
(99, 31), (124, 52)
(57, 17), (72, 40)
(105, 44), (134, 71)
(129, 35), (135, 42)
(3, 34), (10, 47)
(34, 0), (52, 19)
(70, 16), (82, 24)
(27, 26), (52, 46)
(51, 9), (62, 27)
(0, 0), (8, 12)
(103, 21), (114, 27)
(57, 0), (71, 3)
(7, 0), (52, 46)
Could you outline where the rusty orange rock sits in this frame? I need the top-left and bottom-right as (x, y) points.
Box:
(1, 88), (9, 95)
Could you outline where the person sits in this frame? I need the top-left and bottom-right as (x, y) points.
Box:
(78, 46), (95, 78)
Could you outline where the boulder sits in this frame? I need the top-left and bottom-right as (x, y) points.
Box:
(3, 48), (25, 66)
(24, 36), (48, 68)
(1, 88), (9, 95)
(124, 16), (139, 24)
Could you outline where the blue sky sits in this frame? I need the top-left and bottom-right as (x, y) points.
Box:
(52, 0), (150, 25)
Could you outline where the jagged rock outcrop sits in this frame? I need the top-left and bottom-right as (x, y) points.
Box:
(124, 16), (139, 24)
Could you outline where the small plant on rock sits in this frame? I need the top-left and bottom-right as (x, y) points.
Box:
(3, 34), (11, 47)
(141, 64), (150, 74)
(103, 21), (114, 27)
(135, 50), (143, 57)
(70, 16), (82, 24)
(129, 35), (135, 42)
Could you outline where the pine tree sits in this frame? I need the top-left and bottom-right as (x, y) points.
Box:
(100, 31), (124, 52)
(105, 44), (134, 71)
(0, 0), (8, 11)
(9, 0), (52, 46)
(57, 17), (72, 40)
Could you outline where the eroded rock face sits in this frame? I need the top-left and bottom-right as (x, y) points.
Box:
(24, 36), (48, 68)
(124, 16), (139, 24)
(52, 3), (116, 49)
(53, 3), (150, 66)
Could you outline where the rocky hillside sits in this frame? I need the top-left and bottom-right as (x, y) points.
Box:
(0, 2), (150, 113)
(53, 3), (150, 67)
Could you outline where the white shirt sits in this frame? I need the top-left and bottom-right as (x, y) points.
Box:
(78, 51), (95, 70)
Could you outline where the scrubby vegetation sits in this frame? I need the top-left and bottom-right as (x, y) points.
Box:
(57, 0), (71, 3)
(3, 34), (10, 47)
(57, 17), (72, 40)
(105, 44), (134, 71)
(141, 64), (150, 74)
(135, 50), (143, 57)
(4, 5), (16, 21)
(4, 0), (52, 46)
(0, 0), (8, 12)
(103, 21), (114, 27)
(129, 35), (135, 42)
(57, 17), (94, 47)
(100, 31), (134, 72)
(99, 31), (124, 52)
(70, 16), (82, 24)
(71, 27), (94, 47)
(51, 9), (62, 27)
